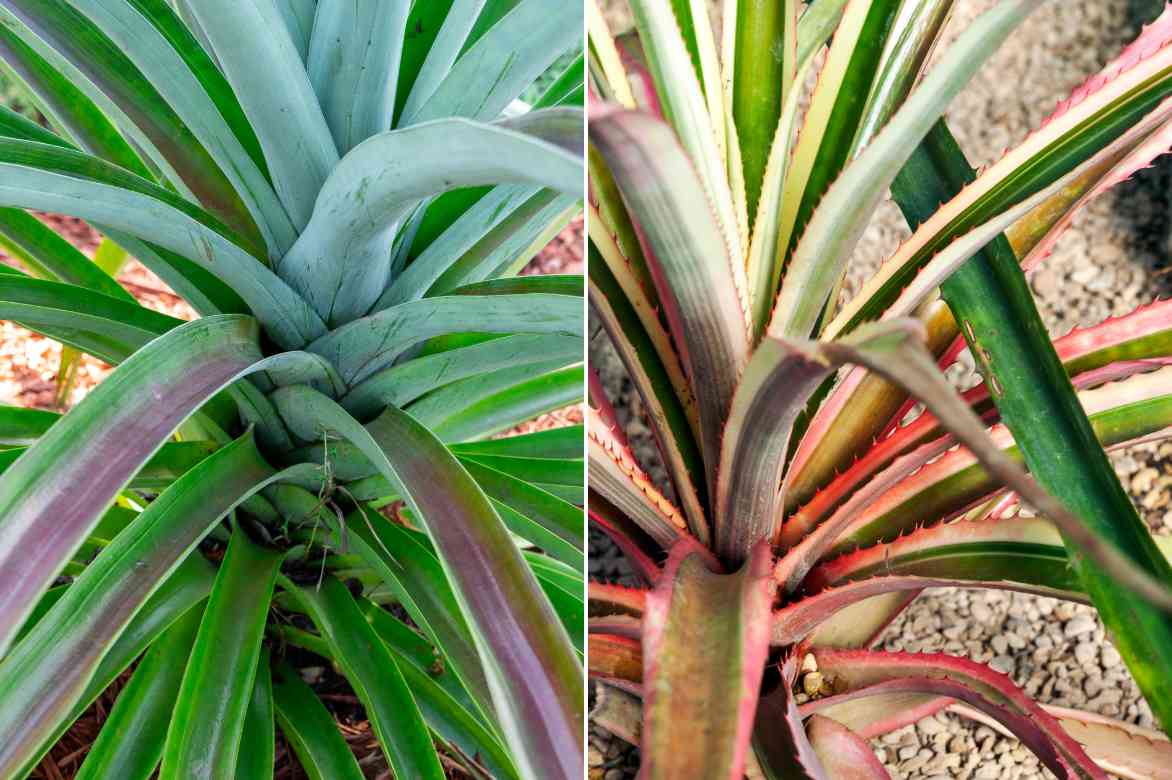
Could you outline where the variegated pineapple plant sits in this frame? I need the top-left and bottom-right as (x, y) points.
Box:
(0, 1), (586, 779)
(587, 0), (1172, 777)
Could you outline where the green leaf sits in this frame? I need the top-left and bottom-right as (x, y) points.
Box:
(307, 0), (408, 152)
(0, 274), (178, 363)
(461, 453), (583, 489)
(771, 0), (901, 287)
(624, 0), (740, 261)
(732, 0), (796, 220)
(406, 358), (578, 428)
(272, 660), (367, 780)
(342, 333), (581, 419)
(895, 120), (1172, 732)
(427, 191), (580, 295)
(402, 0), (580, 126)
(281, 116), (583, 326)
(769, 0), (1042, 340)
(463, 458), (584, 568)
(273, 659), (366, 780)
(271, 0), (316, 59)
(160, 527), (283, 780)
(451, 424), (583, 459)
(362, 604), (521, 780)
(0, 139), (326, 347)
(533, 50), (585, 108)
(73, 606), (203, 780)
(181, 0), (339, 229)
(237, 649), (276, 780)
(0, 404), (59, 446)
(429, 363), (583, 442)
(0, 208), (132, 299)
(396, 0), (479, 123)
(0, 315), (263, 659)
(310, 293), (581, 386)
(0, 2), (277, 253)
(380, 184), (538, 307)
(0, 17), (150, 177)
(0, 430), (284, 777)
(286, 575), (445, 780)
(271, 386), (583, 780)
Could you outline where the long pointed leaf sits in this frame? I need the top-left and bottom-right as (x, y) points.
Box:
(160, 528), (283, 780)
(270, 386), (583, 780)
(287, 575), (445, 780)
(0, 315), (262, 658)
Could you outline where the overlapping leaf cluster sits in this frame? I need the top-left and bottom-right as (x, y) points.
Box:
(587, 0), (1172, 777)
(0, 1), (586, 779)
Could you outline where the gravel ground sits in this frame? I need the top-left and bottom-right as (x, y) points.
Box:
(590, 1), (1172, 778)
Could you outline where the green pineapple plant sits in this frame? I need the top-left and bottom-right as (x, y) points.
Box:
(0, 1), (586, 779)
(587, 0), (1172, 776)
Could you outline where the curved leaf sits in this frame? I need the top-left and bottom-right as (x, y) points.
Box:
(0, 315), (262, 658)
(309, 293), (581, 386)
(270, 385), (583, 780)
(286, 575), (445, 780)
(641, 540), (775, 780)
(0, 139), (326, 347)
(0, 432), (291, 777)
(281, 117), (583, 325)
(181, 0), (339, 229)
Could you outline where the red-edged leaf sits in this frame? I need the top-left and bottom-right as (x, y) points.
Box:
(640, 540), (775, 780)
(807, 650), (1105, 780)
(587, 491), (664, 584)
(588, 633), (644, 691)
(752, 656), (828, 780)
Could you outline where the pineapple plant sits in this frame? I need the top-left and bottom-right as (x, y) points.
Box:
(0, 1), (585, 779)
(587, 0), (1172, 776)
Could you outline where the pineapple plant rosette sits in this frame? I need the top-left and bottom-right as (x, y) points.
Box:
(587, 0), (1172, 776)
(0, 1), (586, 779)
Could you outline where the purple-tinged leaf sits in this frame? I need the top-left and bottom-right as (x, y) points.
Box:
(590, 106), (750, 487)
(799, 692), (951, 739)
(0, 315), (263, 658)
(784, 296), (1172, 548)
(640, 540), (775, 780)
(588, 406), (690, 549)
(587, 491), (665, 584)
(716, 319), (920, 563)
(773, 574), (1083, 646)
(588, 633), (644, 690)
(781, 320), (1172, 609)
(752, 656), (828, 780)
(0, 432), (312, 777)
(818, 363), (1172, 554)
(589, 582), (647, 617)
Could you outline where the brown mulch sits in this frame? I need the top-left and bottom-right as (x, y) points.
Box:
(12, 212), (584, 778)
